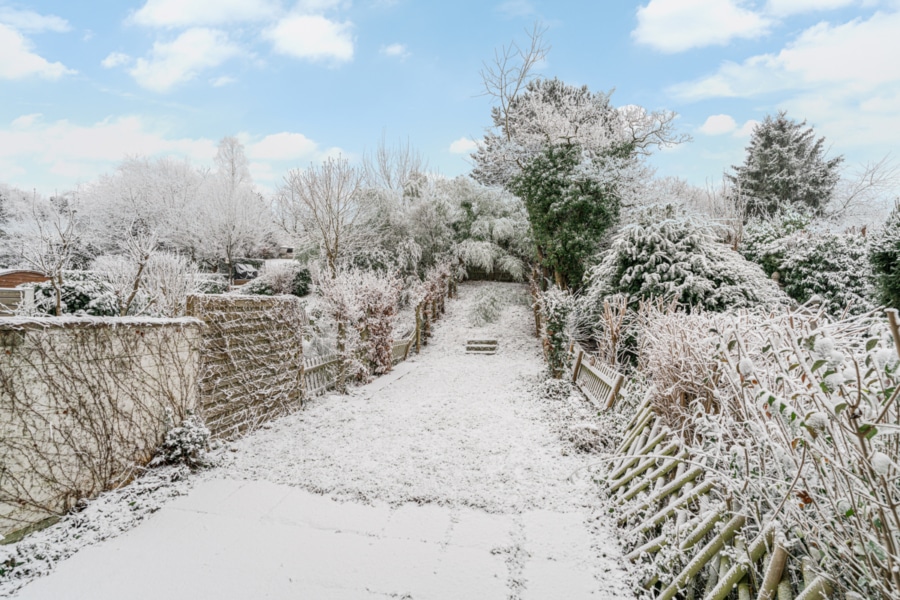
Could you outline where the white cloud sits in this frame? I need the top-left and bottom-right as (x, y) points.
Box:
(765, 0), (856, 16)
(130, 0), (280, 28)
(380, 42), (409, 59)
(670, 10), (900, 99)
(633, 0), (772, 53)
(210, 75), (237, 86)
(449, 137), (478, 154)
(0, 23), (73, 79)
(101, 51), (131, 68)
(128, 28), (242, 92)
(734, 119), (760, 137)
(248, 132), (319, 160)
(0, 115), (218, 191)
(266, 14), (353, 63)
(497, 0), (537, 18)
(698, 114), (737, 135)
(0, 7), (70, 32)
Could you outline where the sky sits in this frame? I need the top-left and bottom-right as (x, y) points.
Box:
(1, 0), (899, 195)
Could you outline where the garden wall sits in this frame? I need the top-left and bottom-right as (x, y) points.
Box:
(186, 295), (306, 440)
(0, 317), (202, 540)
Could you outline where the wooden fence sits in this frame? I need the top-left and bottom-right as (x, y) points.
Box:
(607, 397), (829, 600)
(303, 353), (339, 397)
(570, 342), (625, 410)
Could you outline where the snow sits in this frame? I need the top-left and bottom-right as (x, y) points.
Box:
(3, 281), (635, 599)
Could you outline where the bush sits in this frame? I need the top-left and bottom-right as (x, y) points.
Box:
(870, 203), (900, 310)
(194, 276), (229, 295)
(742, 214), (875, 316)
(584, 207), (787, 313)
(27, 271), (118, 316)
(151, 411), (210, 469)
(468, 287), (505, 326)
(241, 262), (311, 297)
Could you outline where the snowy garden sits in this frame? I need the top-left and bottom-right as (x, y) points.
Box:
(2, 25), (900, 600)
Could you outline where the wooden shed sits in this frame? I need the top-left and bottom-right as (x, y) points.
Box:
(0, 269), (50, 288)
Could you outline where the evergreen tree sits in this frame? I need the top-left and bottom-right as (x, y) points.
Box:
(870, 203), (900, 309)
(508, 143), (620, 288)
(728, 111), (843, 218)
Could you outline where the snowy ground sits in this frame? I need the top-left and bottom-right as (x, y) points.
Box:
(4, 281), (634, 599)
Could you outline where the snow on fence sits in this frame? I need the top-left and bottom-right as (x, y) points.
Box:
(607, 307), (900, 599)
(303, 354), (339, 397)
(391, 330), (416, 365)
(570, 342), (625, 410)
(0, 317), (202, 540)
(186, 294), (306, 440)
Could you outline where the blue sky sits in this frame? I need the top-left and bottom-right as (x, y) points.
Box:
(1, 0), (899, 195)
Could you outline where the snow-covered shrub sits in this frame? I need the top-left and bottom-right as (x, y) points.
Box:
(315, 267), (403, 385)
(151, 411), (210, 469)
(538, 286), (575, 378)
(584, 207), (787, 313)
(194, 275), (229, 294)
(742, 214), (874, 316)
(240, 262), (311, 297)
(92, 252), (199, 317)
(26, 271), (118, 317)
(468, 287), (505, 326)
(869, 202), (900, 309)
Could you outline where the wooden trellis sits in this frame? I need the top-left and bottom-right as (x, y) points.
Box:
(570, 344), (625, 409)
(608, 399), (831, 600)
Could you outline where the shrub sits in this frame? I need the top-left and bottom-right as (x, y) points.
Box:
(584, 207), (787, 313)
(27, 271), (118, 317)
(151, 411), (210, 469)
(870, 203), (900, 310)
(241, 262), (311, 297)
(538, 286), (575, 378)
(468, 287), (505, 326)
(742, 215), (875, 316)
(194, 276), (229, 295)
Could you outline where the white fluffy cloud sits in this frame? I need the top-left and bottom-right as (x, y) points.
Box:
(0, 23), (73, 79)
(130, 0), (280, 27)
(380, 42), (409, 58)
(765, 0), (856, 16)
(734, 119), (760, 137)
(633, 0), (771, 53)
(0, 7), (70, 32)
(101, 51), (131, 68)
(248, 132), (319, 160)
(449, 137), (478, 154)
(266, 14), (354, 63)
(0, 114), (341, 190)
(128, 28), (242, 92)
(698, 114), (737, 135)
(670, 10), (900, 99)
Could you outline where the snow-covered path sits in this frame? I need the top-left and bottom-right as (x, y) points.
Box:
(15, 282), (633, 599)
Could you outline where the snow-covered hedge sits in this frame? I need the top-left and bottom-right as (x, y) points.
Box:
(27, 271), (118, 317)
(869, 203), (900, 310)
(240, 262), (311, 297)
(741, 213), (875, 316)
(583, 208), (787, 313)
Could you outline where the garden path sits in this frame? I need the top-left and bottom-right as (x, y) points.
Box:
(15, 282), (633, 600)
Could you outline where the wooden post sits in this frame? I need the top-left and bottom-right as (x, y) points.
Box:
(572, 350), (584, 385)
(415, 304), (422, 354)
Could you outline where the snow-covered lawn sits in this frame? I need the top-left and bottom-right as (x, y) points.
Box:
(3, 281), (634, 599)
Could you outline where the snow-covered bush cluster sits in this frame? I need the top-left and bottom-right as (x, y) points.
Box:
(27, 271), (118, 317)
(468, 286), (505, 326)
(741, 211), (875, 316)
(583, 206), (787, 314)
(239, 262), (311, 297)
(151, 411), (210, 469)
(869, 202), (900, 310)
(631, 303), (900, 599)
(316, 267), (404, 383)
(537, 286), (575, 378)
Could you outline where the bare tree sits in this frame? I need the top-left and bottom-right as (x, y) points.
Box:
(480, 22), (550, 142)
(362, 133), (429, 196)
(829, 154), (900, 224)
(8, 192), (79, 316)
(275, 156), (366, 278)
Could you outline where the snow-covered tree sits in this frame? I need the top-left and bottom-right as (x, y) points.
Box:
(4, 192), (82, 316)
(583, 205), (787, 313)
(727, 111), (843, 218)
(275, 156), (370, 278)
(869, 202), (900, 310)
